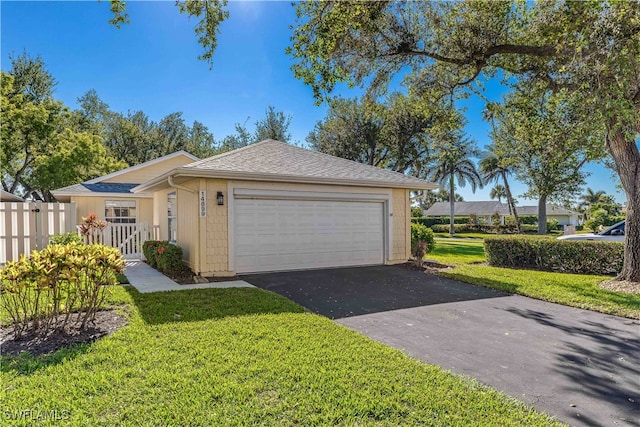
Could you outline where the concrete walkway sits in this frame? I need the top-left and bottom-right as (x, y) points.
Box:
(124, 260), (254, 293)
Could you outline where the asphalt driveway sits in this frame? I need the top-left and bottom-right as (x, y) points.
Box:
(241, 265), (509, 319)
(242, 265), (640, 427)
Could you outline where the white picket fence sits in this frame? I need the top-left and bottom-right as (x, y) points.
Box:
(78, 222), (160, 259)
(0, 201), (77, 264)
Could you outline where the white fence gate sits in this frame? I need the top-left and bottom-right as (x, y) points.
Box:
(0, 201), (77, 264)
(78, 222), (160, 259)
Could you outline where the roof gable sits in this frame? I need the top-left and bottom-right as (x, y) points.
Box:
(87, 151), (199, 184)
(176, 139), (436, 190)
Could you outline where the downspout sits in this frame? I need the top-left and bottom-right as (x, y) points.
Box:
(168, 175), (196, 194)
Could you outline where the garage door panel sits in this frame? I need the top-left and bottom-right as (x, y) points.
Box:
(234, 198), (384, 273)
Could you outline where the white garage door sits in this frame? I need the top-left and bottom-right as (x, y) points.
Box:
(234, 199), (384, 273)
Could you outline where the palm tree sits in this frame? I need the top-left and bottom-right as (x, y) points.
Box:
(428, 136), (483, 235)
(489, 184), (507, 203)
(579, 188), (606, 217)
(479, 146), (522, 233)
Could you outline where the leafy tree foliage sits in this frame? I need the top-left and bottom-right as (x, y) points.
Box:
(1, 65), (124, 201)
(289, 0), (640, 281)
(74, 90), (220, 164)
(492, 85), (605, 234)
(308, 94), (460, 177)
(221, 106), (294, 151)
(108, 0), (229, 67)
(254, 106), (292, 143)
(7, 51), (57, 103)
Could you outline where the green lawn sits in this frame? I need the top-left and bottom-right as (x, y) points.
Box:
(429, 238), (487, 265)
(1, 286), (560, 426)
(428, 239), (640, 319)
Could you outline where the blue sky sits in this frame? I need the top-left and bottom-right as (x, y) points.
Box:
(1, 1), (624, 204)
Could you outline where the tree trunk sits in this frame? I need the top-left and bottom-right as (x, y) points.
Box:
(449, 174), (455, 235)
(538, 195), (547, 235)
(502, 172), (521, 233)
(607, 127), (640, 282)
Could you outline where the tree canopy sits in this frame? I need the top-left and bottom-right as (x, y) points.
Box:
(289, 0), (640, 280)
(1, 56), (125, 201)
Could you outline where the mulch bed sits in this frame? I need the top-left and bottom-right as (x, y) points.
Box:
(398, 261), (453, 273)
(1, 309), (127, 357)
(153, 263), (241, 284)
(599, 279), (640, 295)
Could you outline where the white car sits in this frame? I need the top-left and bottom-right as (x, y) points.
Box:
(558, 221), (625, 242)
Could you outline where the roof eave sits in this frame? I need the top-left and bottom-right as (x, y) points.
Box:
(51, 191), (153, 198)
(133, 168), (438, 193)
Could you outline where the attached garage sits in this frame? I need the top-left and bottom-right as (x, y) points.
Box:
(134, 140), (438, 277)
(233, 197), (384, 273)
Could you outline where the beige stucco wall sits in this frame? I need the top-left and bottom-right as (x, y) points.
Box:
(71, 196), (153, 225)
(169, 179), (412, 276)
(103, 154), (195, 184)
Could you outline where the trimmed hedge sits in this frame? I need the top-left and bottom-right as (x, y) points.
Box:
(143, 240), (184, 273)
(484, 236), (624, 275)
(412, 216), (471, 227)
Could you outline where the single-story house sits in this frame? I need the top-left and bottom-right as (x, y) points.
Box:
(423, 201), (581, 226)
(0, 190), (25, 202)
(52, 150), (199, 240)
(55, 139), (437, 276)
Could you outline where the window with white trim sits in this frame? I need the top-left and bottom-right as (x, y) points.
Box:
(167, 192), (177, 242)
(105, 200), (137, 223)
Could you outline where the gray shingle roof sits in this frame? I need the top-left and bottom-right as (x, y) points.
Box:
(183, 139), (436, 189)
(516, 205), (580, 216)
(424, 201), (579, 216)
(53, 183), (138, 195)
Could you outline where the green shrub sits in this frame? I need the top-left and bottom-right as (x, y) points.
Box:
(0, 243), (124, 338)
(484, 236), (623, 275)
(143, 240), (162, 268)
(410, 223), (435, 265)
(546, 219), (560, 232)
(143, 240), (184, 273)
(411, 216), (470, 227)
(575, 225), (584, 231)
(49, 232), (82, 245)
(157, 243), (184, 273)
(411, 206), (424, 217)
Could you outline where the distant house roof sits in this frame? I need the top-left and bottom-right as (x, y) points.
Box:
(424, 201), (580, 217)
(424, 201), (508, 216)
(134, 139), (438, 192)
(516, 205), (580, 216)
(0, 190), (24, 202)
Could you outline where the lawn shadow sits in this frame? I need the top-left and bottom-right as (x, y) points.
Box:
(242, 265), (510, 320)
(1, 342), (92, 377)
(505, 307), (640, 425)
(124, 286), (305, 325)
